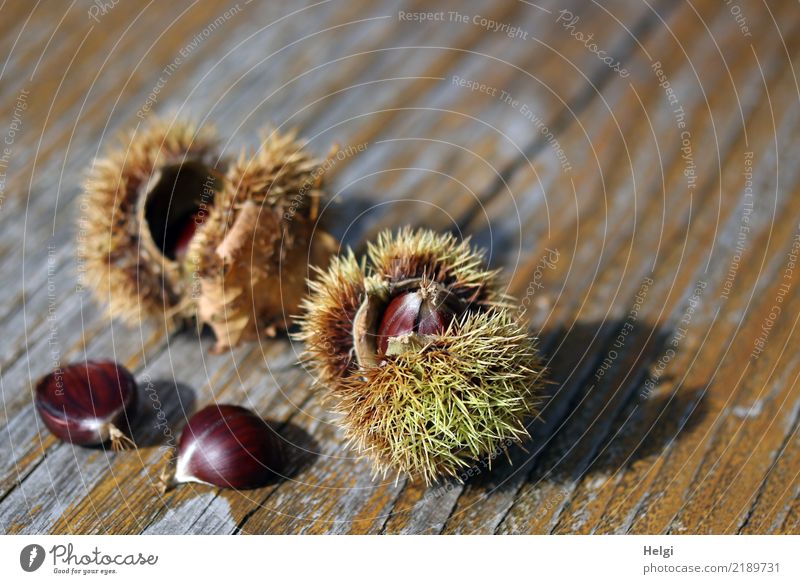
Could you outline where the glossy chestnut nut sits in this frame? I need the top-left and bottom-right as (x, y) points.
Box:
(377, 283), (456, 355)
(34, 360), (138, 449)
(161, 404), (285, 491)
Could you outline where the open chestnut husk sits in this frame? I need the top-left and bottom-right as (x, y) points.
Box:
(78, 119), (337, 352)
(79, 119), (220, 331)
(186, 130), (338, 352)
(34, 360), (138, 449)
(296, 228), (547, 484)
(159, 404), (285, 491)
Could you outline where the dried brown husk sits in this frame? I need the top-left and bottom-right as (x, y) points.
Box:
(80, 120), (337, 351)
(187, 129), (338, 352)
(79, 118), (220, 329)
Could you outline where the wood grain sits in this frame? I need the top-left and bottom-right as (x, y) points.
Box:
(0, 0), (798, 534)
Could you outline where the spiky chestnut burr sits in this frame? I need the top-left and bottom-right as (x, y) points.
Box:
(79, 120), (337, 351)
(186, 129), (337, 352)
(79, 118), (220, 330)
(296, 228), (546, 484)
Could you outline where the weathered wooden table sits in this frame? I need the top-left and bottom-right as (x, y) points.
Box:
(0, 0), (798, 535)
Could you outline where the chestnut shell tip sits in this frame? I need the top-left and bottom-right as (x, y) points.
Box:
(156, 463), (177, 494)
(108, 425), (137, 451)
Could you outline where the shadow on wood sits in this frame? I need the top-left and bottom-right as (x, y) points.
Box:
(458, 319), (708, 491)
(130, 379), (197, 448)
(276, 421), (320, 480)
(327, 191), (457, 252)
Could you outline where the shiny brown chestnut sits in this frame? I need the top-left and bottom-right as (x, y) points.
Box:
(160, 404), (285, 491)
(377, 281), (458, 356)
(34, 360), (138, 449)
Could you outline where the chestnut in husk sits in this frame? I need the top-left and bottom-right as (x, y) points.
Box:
(296, 228), (546, 483)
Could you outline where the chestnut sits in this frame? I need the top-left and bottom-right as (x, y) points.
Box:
(34, 360), (138, 449)
(377, 282), (458, 356)
(297, 228), (547, 483)
(160, 404), (285, 491)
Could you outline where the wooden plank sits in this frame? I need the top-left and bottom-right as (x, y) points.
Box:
(1, 0), (799, 535)
(545, 9), (800, 535)
(739, 397), (800, 534)
(493, 1), (800, 534)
